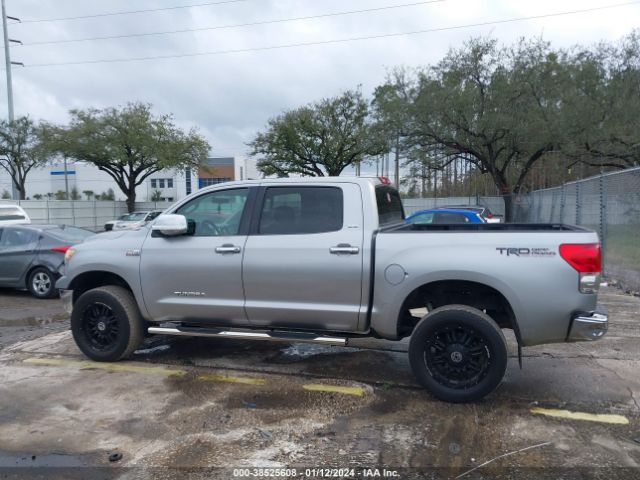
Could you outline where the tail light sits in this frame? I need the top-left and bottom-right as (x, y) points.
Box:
(559, 243), (602, 294)
(51, 245), (71, 254)
(487, 213), (493, 219)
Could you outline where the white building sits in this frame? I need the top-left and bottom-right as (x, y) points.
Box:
(0, 157), (260, 202)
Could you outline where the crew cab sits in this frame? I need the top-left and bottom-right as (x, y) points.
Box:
(57, 178), (608, 402)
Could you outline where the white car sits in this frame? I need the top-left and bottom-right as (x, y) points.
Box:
(104, 213), (131, 232)
(0, 204), (31, 225)
(111, 211), (162, 231)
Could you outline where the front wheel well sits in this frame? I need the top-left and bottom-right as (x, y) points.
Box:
(397, 280), (519, 341)
(69, 271), (133, 304)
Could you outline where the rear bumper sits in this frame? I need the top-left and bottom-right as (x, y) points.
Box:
(567, 305), (608, 342)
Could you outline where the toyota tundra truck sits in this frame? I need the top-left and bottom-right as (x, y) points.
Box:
(56, 177), (608, 402)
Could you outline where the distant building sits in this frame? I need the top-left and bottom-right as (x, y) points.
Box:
(198, 157), (235, 189)
(0, 156), (259, 202)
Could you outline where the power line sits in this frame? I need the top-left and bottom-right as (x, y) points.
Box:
(24, 1), (640, 68)
(19, 1), (447, 47)
(16, 0), (249, 24)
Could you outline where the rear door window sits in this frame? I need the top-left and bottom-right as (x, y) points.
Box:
(258, 187), (343, 235)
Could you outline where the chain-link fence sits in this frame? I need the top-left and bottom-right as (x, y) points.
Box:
(513, 167), (640, 292)
(0, 200), (173, 232)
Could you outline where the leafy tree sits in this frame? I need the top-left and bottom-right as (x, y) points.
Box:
(0, 117), (51, 200)
(70, 186), (81, 200)
(51, 103), (210, 212)
(562, 31), (640, 169)
(82, 190), (94, 200)
(249, 89), (385, 177)
(1, 189), (10, 199)
(150, 189), (163, 201)
(394, 38), (564, 220)
(33, 193), (43, 200)
(371, 69), (414, 187)
(54, 190), (67, 200)
(99, 188), (115, 201)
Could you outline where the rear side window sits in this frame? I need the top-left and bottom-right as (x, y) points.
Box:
(408, 212), (434, 224)
(432, 212), (470, 224)
(376, 186), (404, 226)
(259, 187), (343, 235)
(0, 228), (37, 248)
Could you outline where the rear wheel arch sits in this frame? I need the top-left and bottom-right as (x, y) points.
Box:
(397, 279), (521, 343)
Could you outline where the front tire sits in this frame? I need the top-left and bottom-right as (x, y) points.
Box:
(71, 286), (144, 362)
(28, 267), (57, 299)
(408, 304), (508, 403)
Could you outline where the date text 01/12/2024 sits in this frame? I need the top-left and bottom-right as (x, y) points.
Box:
(232, 468), (400, 477)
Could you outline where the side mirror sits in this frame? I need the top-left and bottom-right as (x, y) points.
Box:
(151, 214), (188, 237)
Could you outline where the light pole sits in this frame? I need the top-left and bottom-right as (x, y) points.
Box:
(1, 0), (21, 199)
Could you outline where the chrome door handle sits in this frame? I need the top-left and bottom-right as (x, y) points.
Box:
(215, 244), (241, 254)
(329, 244), (359, 255)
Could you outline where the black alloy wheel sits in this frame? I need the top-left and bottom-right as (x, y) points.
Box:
(409, 304), (508, 403)
(423, 324), (491, 390)
(71, 286), (143, 361)
(82, 302), (120, 351)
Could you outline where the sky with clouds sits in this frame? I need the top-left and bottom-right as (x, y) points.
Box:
(3, 0), (639, 167)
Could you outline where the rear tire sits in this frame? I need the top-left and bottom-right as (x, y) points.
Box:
(27, 267), (57, 299)
(71, 286), (143, 362)
(408, 304), (508, 403)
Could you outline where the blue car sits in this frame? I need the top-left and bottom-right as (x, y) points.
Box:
(405, 208), (485, 225)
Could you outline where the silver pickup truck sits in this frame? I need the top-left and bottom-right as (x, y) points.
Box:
(57, 177), (608, 402)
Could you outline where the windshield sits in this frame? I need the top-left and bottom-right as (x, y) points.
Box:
(125, 212), (148, 221)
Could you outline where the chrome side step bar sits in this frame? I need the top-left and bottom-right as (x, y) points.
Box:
(147, 326), (348, 346)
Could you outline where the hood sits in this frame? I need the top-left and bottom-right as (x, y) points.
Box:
(82, 225), (150, 245)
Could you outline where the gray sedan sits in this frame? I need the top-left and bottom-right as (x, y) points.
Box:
(0, 224), (94, 299)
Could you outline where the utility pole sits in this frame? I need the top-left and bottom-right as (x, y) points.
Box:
(394, 132), (400, 188)
(63, 156), (69, 199)
(1, 0), (22, 200)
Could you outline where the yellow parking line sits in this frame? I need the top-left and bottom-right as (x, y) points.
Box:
(24, 357), (371, 394)
(197, 373), (266, 385)
(24, 357), (186, 376)
(530, 407), (629, 425)
(303, 383), (365, 396)
(24, 357), (266, 385)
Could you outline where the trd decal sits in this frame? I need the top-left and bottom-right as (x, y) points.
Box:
(496, 247), (556, 257)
